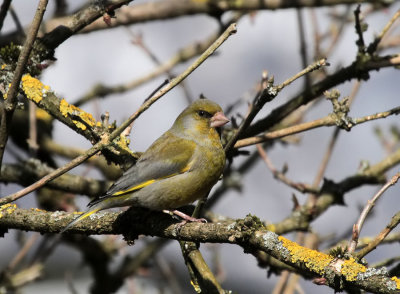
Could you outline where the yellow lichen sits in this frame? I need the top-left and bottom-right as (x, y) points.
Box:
(278, 236), (334, 275)
(279, 236), (368, 282)
(21, 74), (50, 103)
(3, 83), (12, 100)
(391, 276), (400, 289)
(114, 135), (134, 154)
(340, 257), (367, 282)
(0, 203), (17, 218)
(59, 99), (96, 130)
(190, 280), (201, 293)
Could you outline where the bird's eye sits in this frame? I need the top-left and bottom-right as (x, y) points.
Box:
(198, 110), (211, 118)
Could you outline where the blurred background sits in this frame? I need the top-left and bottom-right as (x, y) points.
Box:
(1, 0), (400, 293)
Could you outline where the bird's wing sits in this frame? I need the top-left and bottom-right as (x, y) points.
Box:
(89, 132), (196, 206)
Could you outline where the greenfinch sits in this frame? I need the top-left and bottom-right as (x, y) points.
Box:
(61, 98), (229, 233)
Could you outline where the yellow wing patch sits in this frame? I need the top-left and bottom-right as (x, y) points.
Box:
(77, 207), (102, 222)
(111, 159), (194, 197)
(112, 179), (156, 196)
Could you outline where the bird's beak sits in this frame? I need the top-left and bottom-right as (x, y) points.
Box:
(210, 112), (229, 128)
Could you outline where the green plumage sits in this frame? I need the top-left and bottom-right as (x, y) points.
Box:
(61, 98), (228, 233)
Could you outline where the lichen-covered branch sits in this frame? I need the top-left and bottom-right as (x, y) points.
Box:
(0, 0), (48, 168)
(0, 206), (398, 293)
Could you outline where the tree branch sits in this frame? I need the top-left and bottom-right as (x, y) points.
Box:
(1, 207), (399, 293)
(0, 0), (48, 169)
(243, 54), (400, 139)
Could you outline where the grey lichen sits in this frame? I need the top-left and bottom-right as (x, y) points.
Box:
(260, 231), (290, 259)
(358, 267), (389, 280)
(226, 222), (236, 231)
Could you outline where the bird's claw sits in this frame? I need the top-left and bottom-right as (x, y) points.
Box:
(163, 209), (207, 225)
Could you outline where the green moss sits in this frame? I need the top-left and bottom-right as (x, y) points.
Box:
(0, 43), (21, 66)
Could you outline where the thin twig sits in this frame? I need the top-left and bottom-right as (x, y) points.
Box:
(256, 144), (318, 194)
(372, 256), (400, 269)
(297, 8), (310, 90)
(244, 52), (399, 139)
(307, 81), (361, 207)
(225, 58), (327, 153)
(7, 233), (40, 271)
(9, 6), (25, 37)
(309, 9), (321, 59)
(127, 28), (193, 103)
(356, 210), (400, 260)
(235, 105), (400, 149)
(75, 28), (221, 106)
(27, 101), (39, 154)
(0, 0), (12, 31)
(112, 22), (236, 141)
(0, 0), (48, 169)
(354, 5), (366, 53)
(155, 255), (183, 294)
(276, 58), (327, 92)
(348, 173), (400, 254)
(324, 7), (351, 58)
(367, 9), (400, 54)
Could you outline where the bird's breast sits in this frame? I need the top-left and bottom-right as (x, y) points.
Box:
(133, 144), (225, 210)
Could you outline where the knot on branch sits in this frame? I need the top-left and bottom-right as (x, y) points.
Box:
(95, 112), (138, 168)
(233, 214), (265, 245)
(320, 178), (345, 205)
(325, 89), (355, 131)
(258, 74), (277, 107)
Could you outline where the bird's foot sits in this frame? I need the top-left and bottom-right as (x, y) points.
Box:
(163, 209), (207, 223)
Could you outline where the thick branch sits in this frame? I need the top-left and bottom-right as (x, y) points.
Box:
(0, 207), (398, 294)
(1, 0), (393, 49)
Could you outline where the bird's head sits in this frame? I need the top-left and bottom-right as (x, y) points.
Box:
(171, 98), (229, 140)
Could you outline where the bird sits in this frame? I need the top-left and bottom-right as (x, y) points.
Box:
(61, 98), (229, 233)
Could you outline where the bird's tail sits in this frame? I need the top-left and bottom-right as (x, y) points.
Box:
(60, 195), (131, 234)
(60, 202), (105, 234)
